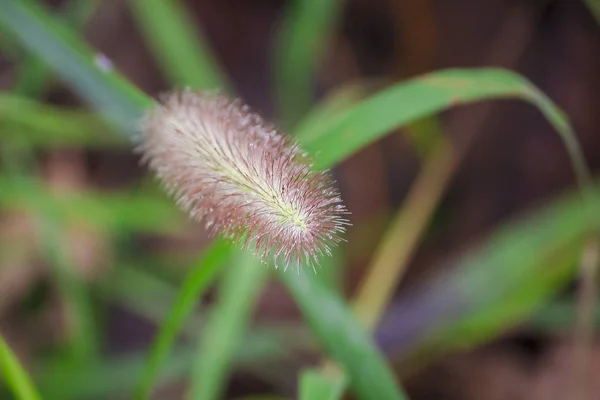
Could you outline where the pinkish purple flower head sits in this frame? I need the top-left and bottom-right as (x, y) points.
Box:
(136, 89), (350, 270)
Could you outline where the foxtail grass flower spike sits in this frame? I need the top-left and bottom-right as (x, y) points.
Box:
(136, 90), (349, 271)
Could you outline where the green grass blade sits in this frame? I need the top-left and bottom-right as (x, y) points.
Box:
(188, 255), (269, 400)
(9, 0), (100, 97)
(583, 0), (600, 25)
(11, 55), (51, 97)
(36, 204), (100, 363)
(128, 0), (228, 90)
(295, 79), (445, 159)
(381, 186), (600, 369)
(0, 94), (123, 148)
(529, 300), (600, 332)
(40, 349), (194, 400)
(524, 86), (593, 197)
(39, 321), (306, 400)
(278, 268), (407, 400)
(97, 266), (314, 350)
(294, 80), (372, 138)
(0, 335), (42, 400)
(135, 239), (233, 400)
(295, 69), (566, 170)
(60, 0), (99, 26)
(0, 0), (151, 133)
(96, 265), (188, 324)
(299, 369), (346, 400)
(274, 0), (342, 128)
(295, 71), (586, 196)
(0, 175), (183, 234)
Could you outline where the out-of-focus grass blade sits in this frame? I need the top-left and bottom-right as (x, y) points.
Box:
(375, 187), (600, 370)
(0, 0), (151, 133)
(0, 94), (124, 148)
(278, 269), (407, 400)
(0, 176), (183, 234)
(135, 240), (233, 400)
(299, 369), (346, 400)
(60, 0), (99, 27)
(62, 189), (182, 234)
(295, 80), (373, 137)
(295, 79), (444, 159)
(96, 265), (313, 347)
(583, 0), (600, 25)
(128, 0), (228, 90)
(9, 0), (100, 97)
(188, 255), (269, 400)
(313, 243), (344, 297)
(96, 265), (185, 324)
(274, 0), (342, 128)
(40, 329), (298, 400)
(36, 205), (100, 363)
(529, 300), (600, 332)
(0, 335), (42, 400)
(295, 69), (577, 171)
(11, 55), (51, 98)
(39, 349), (192, 400)
(234, 397), (289, 400)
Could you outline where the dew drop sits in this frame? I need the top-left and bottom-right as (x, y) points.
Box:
(94, 53), (114, 72)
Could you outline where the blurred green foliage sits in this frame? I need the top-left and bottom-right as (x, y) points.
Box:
(0, 1), (597, 400)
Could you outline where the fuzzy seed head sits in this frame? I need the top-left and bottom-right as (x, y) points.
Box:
(136, 90), (349, 270)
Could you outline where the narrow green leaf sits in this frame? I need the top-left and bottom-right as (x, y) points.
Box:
(278, 269), (407, 400)
(40, 349), (192, 400)
(0, 0), (151, 133)
(135, 239), (233, 400)
(0, 176), (182, 234)
(274, 0), (342, 128)
(60, 0), (99, 27)
(295, 79), (445, 159)
(583, 0), (600, 25)
(8, 0), (100, 97)
(10, 56), (51, 97)
(96, 265), (186, 324)
(188, 255), (269, 400)
(37, 208), (100, 363)
(294, 80), (373, 138)
(379, 187), (600, 369)
(95, 265), (313, 350)
(0, 335), (42, 400)
(0, 94), (123, 148)
(295, 69), (566, 171)
(529, 300), (600, 332)
(299, 369), (346, 400)
(128, 0), (228, 90)
(40, 330), (297, 400)
(234, 397), (289, 400)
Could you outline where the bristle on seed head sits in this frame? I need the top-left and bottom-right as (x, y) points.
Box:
(136, 90), (349, 270)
